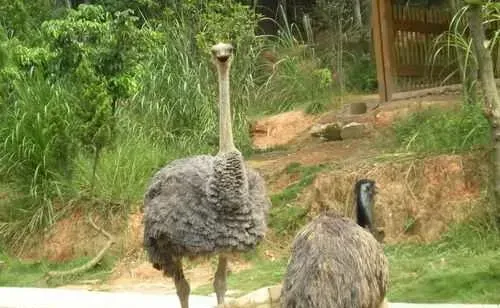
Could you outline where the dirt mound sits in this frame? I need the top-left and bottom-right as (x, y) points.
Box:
(251, 110), (317, 149)
(250, 95), (459, 152)
(20, 206), (138, 262)
(249, 138), (378, 183)
(372, 96), (460, 128)
(300, 153), (487, 243)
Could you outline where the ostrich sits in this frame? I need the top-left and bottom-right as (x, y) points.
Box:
(143, 43), (270, 308)
(280, 179), (388, 308)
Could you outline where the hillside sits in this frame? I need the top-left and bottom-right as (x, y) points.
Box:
(2, 93), (493, 297)
(1, 93), (499, 304)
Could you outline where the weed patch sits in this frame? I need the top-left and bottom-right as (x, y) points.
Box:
(193, 257), (288, 297)
(393, 103), (490, 154)
(0, 251), (115, 287)
(269, 163), (327, 235)
(387, 223), (500, 303)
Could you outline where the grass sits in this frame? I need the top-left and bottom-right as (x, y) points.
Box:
(0, 251), (115, 287)
(392, 103), (490, 154)
(191, 222), (500, 303)
(389, 250), (500, 303)
(387, 223), (500, 303)
(268, 162), (327, 235)
(193, 257), (288, 297)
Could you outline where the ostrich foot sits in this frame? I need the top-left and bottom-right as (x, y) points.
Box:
(213, 254), (228, 305)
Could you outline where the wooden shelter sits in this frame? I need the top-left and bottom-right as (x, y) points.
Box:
(372, 0), (500, 103)
(371, 0), (457, 102)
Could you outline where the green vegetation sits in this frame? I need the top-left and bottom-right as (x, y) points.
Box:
(269, 163), (327, 235)
(432, 1), (500, 102)
(193, 257), (288, 297)
(388, 223), (500, 303)
(393, 103), (490, 154)
(0, 0), (264, 251)
(0, 251), (115, 287)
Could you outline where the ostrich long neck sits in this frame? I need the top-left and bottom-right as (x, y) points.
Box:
(217, 63), (236, 153)
(356, 188), (373, 229)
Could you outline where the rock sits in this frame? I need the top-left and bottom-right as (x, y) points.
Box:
(310, 124), (326, 137)
(340, 122), (366, 140)
(310, 122), (342, 141)
(268, 284), (282, 304)
(350, 102), (367, 114)
(235, 287), (268, 305)
(222, 284), (282, 308)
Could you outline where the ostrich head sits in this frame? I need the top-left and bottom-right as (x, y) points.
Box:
(211, 42), (234, 66)
(354, 179), (377, 230)
(211, 42), (237, 154)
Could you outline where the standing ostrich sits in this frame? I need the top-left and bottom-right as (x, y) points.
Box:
(143, 43), (271, 308)
(280, 179), (388, 308)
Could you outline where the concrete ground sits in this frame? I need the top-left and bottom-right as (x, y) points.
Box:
(0, 288), (498, 308)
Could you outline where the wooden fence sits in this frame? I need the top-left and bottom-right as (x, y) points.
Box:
(392, 4), (457, 91)
(372, 0), (500, 101)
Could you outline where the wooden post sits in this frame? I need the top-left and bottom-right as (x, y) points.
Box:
(372, 0), (395, 103)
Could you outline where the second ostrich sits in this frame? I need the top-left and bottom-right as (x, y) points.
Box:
(143, 43), (271, 308)
(280, 179), (388, 308)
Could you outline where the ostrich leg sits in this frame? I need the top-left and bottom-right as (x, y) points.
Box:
(213, 254), (228, 305)
(172, 258), (190, 308)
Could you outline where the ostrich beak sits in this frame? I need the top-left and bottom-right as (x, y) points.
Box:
(217, 55), (230, 63)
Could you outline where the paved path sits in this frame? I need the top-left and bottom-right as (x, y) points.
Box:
(0, 287), (498, 308)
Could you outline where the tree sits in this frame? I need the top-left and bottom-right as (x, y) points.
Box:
(464, 0), (500, 206)
(41, 4), (161, 189)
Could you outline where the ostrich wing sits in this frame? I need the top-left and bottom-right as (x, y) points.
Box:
(144, 155), (218, 257)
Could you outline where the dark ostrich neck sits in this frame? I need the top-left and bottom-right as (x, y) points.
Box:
(356, 188), (373, 230)
(217, 62), (236, 154)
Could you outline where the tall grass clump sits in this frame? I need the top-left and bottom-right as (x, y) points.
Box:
(0, 75), (78, 248)
(311, 0), (376, 94)
(71, 120), (168, 211)
(432, 0), (500, 100)
(129, 1), (262, 155)
(252, 6), (334, 115)
(393, 103), (490, 154)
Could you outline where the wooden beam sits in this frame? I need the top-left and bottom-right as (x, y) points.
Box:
(397, 64), (454, 77)
(372, 0), (387, 102)
(372, 0), (395, 103)
(393, 21), (449, 34)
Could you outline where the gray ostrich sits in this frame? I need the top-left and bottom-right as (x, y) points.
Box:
(280, 179), (388, 308)
(143, 43), (270, 308)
